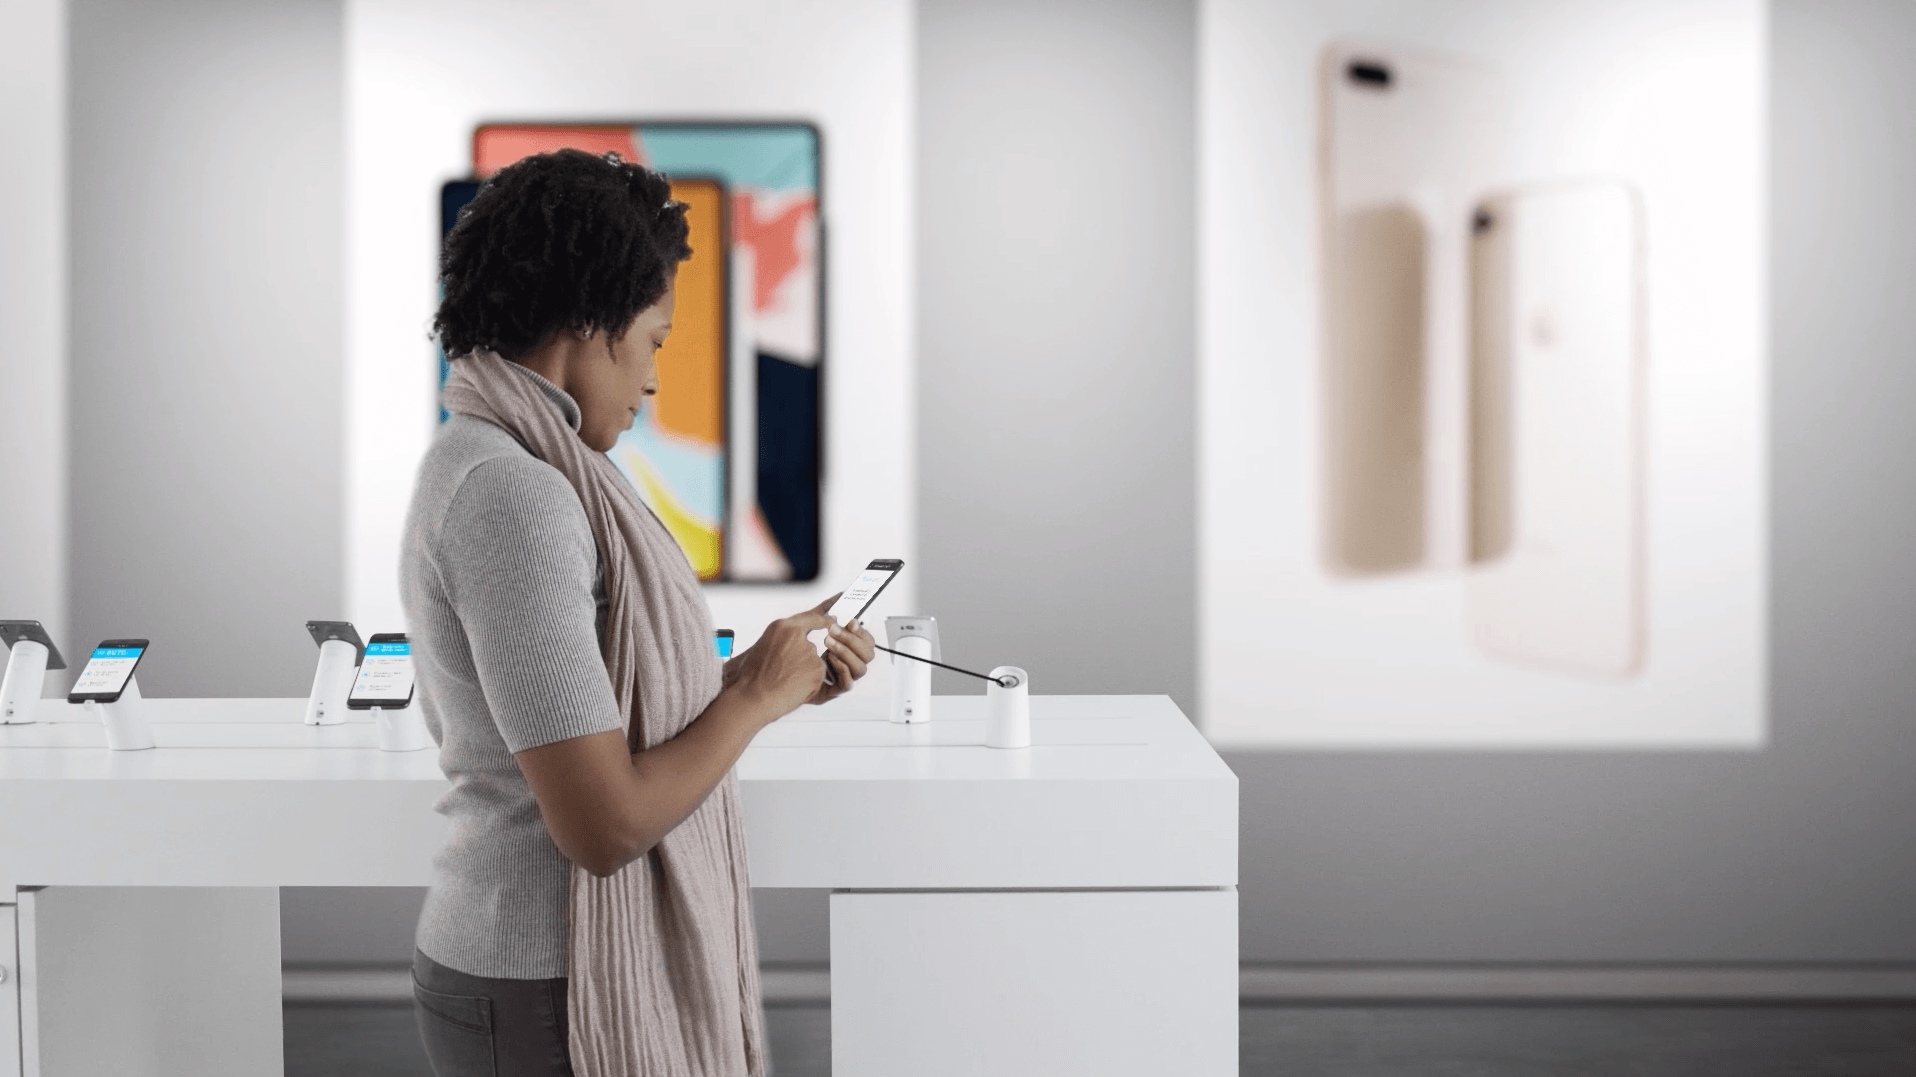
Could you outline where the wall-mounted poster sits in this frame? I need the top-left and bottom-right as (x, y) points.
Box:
(1199, 0), (1765, 747)
(1316, 40), (1648, 678)
(441, 122), (823, 582)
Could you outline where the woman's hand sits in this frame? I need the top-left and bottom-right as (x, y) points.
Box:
(719, 596), (878, 711)
(723, 603), (836, 724)
(808, 615), (876, 706)
(523, 604), (832, 878)
(521, 598), (874, 878)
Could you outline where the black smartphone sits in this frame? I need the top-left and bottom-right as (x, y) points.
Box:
(817, 559), (903, 686)
(824, 559), (905, 628)
(306, 620), (364, 662)
(0, 620), (67, 670)
(714, 629), (735, 658)
(346, 632), (416, 710)
(68, 639), (149, 703)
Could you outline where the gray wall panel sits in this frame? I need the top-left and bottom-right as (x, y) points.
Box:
(916, 0), (1198, 713)
(68, 0), (344, 697)
(0, 0), (67, 672)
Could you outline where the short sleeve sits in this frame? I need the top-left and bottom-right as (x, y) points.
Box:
(434, 455), (625, 753)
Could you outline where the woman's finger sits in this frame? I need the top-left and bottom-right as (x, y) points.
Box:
(811, 653), (851, 701)
(827, 651), (853, 688)
(786, 610), (837, 635)
(835, 623), (876, 663)
(822, 635), (869, 682)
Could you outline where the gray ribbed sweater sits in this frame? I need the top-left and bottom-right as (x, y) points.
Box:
(400, 370), (623, 979)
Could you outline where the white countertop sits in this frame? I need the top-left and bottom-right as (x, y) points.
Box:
(0, 693), (1235, 892)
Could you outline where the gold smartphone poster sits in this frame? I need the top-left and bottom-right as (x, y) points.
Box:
(1200, 2), (1765, 748)
(1318, 39), (1504, 576)
(1469, 180), (1645, 677)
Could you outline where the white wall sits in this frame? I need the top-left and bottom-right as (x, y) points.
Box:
(311, 0), (915, 968)
(0, 0), (67, 686)
(344, 0), (917, 644)
(1199, 0), (1767, 746)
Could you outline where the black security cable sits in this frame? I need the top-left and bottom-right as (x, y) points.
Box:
(872, 642), (1016, 688)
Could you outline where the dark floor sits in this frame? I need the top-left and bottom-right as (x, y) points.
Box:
(284, 1003), (830, 1077)
(1237, 1005), (1916, 1077)
(285, 1002), (1916, 1076)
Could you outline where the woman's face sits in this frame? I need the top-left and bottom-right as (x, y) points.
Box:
(574, 282), (675, 452)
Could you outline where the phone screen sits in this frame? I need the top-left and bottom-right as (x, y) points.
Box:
(71, 645), (144, 699)
(349, 639), (416, 708)
(826, 559), (903, 627)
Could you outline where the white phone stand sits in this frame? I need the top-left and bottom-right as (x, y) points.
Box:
(1, 639), (52, 725)
(985, 666), (1030, 749)
(885, 616), (941, 724)
(86, 676), (155, 751)
(304, 638), (358, 726)
(373, 704), (430, 752)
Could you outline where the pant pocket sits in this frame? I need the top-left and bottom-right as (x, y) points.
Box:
(413, 974), (497, 1077)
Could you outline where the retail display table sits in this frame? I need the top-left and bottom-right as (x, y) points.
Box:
(0, 693), (1236, 1076)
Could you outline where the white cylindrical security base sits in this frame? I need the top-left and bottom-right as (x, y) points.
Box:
(1, 639), (50, 724)
(303, 639), (358, 726)
(375, 705), (430, 752)
(889, 635), (933, 724)
(90, 676), (155, 751)
(985, 666), (1030, 749)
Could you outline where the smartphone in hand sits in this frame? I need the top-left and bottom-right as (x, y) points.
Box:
(815, 558), (903, 684)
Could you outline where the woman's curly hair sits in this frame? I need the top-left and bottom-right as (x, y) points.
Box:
(434, 148), (692, 362)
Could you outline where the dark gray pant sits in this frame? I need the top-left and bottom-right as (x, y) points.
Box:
(412, 948), (575, 1077)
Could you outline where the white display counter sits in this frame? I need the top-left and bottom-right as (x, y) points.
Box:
(0, 692), (1236, 1076)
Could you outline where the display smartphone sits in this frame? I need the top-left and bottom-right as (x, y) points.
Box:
(815, 559), (904, 681)
(0, 620), (66, 670)
(714, 629), (735, 658)
(1467, 179), (1644, 677)
(826, 559), (904, 628)
(305, 620), (364, 662)
(347, 633), (416, 710)
(1318, 39), (1505, 575)
(67, 639), (148, 703)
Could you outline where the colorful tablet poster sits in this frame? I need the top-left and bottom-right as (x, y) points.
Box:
(466, 122), (823, 582)
(440, 161), (727, 580)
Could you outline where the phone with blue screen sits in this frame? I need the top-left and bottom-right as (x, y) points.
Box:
(347, 633), (416, 710)
(67, 639), (148, 703)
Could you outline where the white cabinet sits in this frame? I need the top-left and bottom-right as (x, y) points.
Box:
(832, 889), (1239, 1077)
(1, 904), (18, 1077)
(15, 887), (281, 1077)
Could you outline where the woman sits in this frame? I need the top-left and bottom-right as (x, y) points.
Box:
(402, 148), (873, 1077)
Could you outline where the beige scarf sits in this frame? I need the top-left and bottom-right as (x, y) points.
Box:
(443, 351), (766, 1076)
